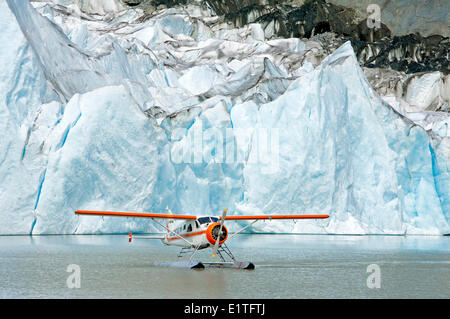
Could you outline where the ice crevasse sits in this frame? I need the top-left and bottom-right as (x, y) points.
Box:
(0, 0), (449, 235)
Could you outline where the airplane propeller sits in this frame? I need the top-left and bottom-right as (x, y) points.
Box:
(212, 208), (227, 258)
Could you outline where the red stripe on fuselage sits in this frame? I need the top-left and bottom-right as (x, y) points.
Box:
(167, 230), (207, 242)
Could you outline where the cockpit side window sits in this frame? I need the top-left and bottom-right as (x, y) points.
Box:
(187, 224), (192, 232)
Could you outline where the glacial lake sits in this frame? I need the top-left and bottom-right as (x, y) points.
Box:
(0, 234), (448, 298)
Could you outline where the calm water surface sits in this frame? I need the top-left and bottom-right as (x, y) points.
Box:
(0, 234), (448, 298)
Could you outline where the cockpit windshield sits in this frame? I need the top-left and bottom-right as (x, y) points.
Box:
(197, 217), (209, 224)
(197, 217), (219, 224)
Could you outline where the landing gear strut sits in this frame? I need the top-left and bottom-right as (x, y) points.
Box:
(212, 243), (235, 262)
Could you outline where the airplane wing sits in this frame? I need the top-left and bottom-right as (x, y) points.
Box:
(75, 210), (328, 220)
(74, 210), (197, 219)
(224, 214), (329, 220)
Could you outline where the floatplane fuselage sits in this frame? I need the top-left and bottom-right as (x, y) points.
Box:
(161, 216), (228, 250)
(75, 209), (329, 269)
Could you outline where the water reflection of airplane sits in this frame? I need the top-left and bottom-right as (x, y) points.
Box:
(75, 209), (329, 270)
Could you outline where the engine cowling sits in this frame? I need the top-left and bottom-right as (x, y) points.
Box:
(206, 222), (228, 246)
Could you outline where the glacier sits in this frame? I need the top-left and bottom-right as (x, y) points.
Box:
(0, 0), (449, 235)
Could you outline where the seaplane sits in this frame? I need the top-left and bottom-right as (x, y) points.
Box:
(75, 209), (329, 270)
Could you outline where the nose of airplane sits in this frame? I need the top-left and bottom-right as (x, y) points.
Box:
(206, 222), (228, 246)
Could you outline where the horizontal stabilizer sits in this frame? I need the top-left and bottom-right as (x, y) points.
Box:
(131, 234), (165, 240)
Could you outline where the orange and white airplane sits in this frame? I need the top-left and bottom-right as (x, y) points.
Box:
(75, 208), (329, 269)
